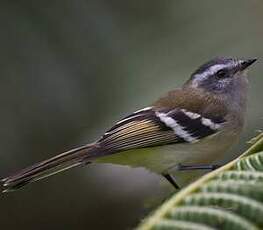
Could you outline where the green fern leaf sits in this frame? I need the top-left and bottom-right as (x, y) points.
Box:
(137, 133), (263, 230)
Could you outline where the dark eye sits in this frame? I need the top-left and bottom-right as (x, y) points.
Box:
(216, 69), (228, 79)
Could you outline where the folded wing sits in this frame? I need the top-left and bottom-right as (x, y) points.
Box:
(98, 107), (225, 153)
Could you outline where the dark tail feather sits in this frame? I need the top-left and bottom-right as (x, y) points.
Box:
(1, 143), (97, 192)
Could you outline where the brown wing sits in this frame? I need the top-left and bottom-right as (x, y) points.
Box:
(98, 106), (225, 154)
(98, 108), (183, 152)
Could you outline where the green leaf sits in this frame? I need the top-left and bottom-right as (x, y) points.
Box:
(137, 133), (263, 230)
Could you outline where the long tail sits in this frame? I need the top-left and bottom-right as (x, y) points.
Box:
(1, 143), (98, 192)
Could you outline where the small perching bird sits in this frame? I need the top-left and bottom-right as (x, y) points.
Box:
(1, 57), (257, 192)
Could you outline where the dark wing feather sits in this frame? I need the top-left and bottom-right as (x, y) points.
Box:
(98, 108), (183, 152)
(98, 107), (225, 154)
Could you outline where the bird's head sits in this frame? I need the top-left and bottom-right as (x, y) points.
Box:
(184, 57), (257, 95)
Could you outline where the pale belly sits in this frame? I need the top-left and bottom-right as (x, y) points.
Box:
(95, 131), (239, 174)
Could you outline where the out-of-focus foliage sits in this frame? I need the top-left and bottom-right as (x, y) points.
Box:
(0, 1), (262, 229)
(137, 133), (263, 230)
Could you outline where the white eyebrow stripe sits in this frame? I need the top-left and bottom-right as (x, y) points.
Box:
(156, 112), (197, 143)
(194, 64), (226, 81)
(194, 62), (237, 83)
(207, 64), (228, 74)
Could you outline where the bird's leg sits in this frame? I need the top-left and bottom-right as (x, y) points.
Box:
(177, 163), (221, 171)
(162, 173), (180, 189)
(162, 164), (221, 189)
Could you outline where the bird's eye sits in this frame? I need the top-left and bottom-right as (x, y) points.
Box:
(216, 69), (228, 79)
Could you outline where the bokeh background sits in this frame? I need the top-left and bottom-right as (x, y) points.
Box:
(0, 1), (262, 229)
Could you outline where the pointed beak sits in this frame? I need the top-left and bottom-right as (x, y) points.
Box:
(239, 58), (257, 71)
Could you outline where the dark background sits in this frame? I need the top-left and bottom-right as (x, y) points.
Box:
(0, 1), (262, 229)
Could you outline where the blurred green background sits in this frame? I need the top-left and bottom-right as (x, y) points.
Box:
(0, 1), (262, 229)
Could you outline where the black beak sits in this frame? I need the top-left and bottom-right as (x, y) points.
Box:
(240, 58), (257, 71)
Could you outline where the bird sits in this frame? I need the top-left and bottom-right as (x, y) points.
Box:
(1, 57), (257, 192)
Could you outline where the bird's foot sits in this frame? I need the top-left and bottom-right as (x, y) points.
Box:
(177, 163), (221, 171)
